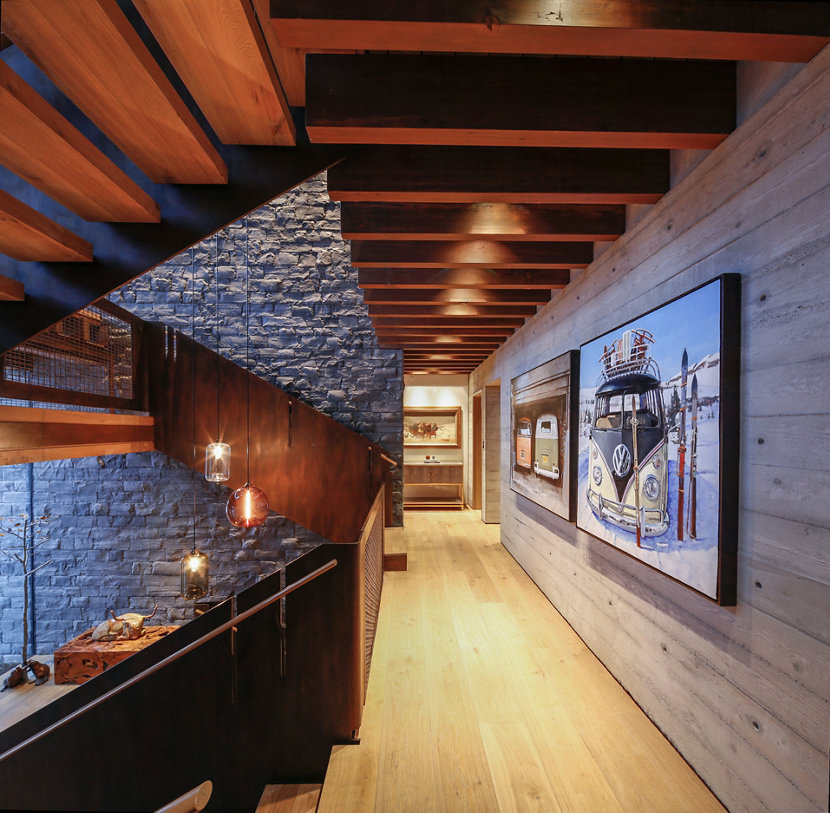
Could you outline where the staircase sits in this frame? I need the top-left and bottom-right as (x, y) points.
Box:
(0, 0), (345, 354)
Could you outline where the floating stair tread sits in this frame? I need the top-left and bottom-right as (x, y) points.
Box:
(256, 784), (321, 813)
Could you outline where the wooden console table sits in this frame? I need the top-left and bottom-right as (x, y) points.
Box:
(403, 463), (463, 510)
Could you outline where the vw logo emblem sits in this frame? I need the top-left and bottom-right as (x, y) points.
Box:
(612, 444), (631, 477)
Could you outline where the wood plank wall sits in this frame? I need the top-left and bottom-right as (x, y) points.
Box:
(469, 46), (830, 813)
(482, 383), (501, 523)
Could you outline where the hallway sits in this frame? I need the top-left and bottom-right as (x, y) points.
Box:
(317, 510), (725, 812)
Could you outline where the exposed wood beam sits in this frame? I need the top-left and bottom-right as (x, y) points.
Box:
(351, 241), (591, 269)
(364, 289), (550, 306)
(307, 54), (735, 149)
(358, 269), (569, 289)
(0, 60), (160, 222)
(133, 0), (295, 146)
(341, 202), (626, 242)
(369, 301), (536, 318)
(0, 274), (25, 301)
(327, 146), (668, 203)
(371, 316), (525, 329)
(2, 0), (227, 185)
(0, 405), (154, 466)
(379, 338), (501, 348)
(252, 0), (357, 107)
(269, 1), (830, 62)
(375, 326), (514, 338)
(0, 189), (93, 262)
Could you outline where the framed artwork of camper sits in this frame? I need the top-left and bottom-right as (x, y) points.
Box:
(510, 350), (579, 521)
(403, 406), (462, 447)
(576, 274), (740, 605)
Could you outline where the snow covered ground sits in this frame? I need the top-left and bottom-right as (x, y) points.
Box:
(577, 402), (722, 599)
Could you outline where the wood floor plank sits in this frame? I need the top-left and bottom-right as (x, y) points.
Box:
(256, 783), (321, 813)
(318, 509), (726, 812)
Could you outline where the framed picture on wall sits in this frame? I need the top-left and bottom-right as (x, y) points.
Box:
(403, 406), (462, 447)
(510, 350), (579, 521)
(576, 274), (740, 605)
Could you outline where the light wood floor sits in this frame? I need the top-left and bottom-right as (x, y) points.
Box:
(318, 509), (726, 813)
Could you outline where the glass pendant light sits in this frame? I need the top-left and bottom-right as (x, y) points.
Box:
(206, 233), (231, 482)
(180, 548), (209, 600)
(227, 219), (269, 527)
(182, 247), (209, 599)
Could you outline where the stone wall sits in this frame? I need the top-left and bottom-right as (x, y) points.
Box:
(0, 173), (403, 663)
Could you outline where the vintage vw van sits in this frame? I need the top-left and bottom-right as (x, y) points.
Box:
(586, 329), (669, 537)
(533, 414), (560, 480)
(516, 417), (533, 468)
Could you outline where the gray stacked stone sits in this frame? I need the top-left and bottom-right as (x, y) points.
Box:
(0, 173), (403, 663)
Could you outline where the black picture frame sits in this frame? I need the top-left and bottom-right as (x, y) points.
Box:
(576, 275), (740, 605)
(510, 349), (579, 521)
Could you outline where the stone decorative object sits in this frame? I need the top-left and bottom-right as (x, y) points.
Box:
(54, 626), (177, 684)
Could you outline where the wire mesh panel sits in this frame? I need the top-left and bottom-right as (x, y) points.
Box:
(0, 306), (136, 403)
(363, 494), (384, 695)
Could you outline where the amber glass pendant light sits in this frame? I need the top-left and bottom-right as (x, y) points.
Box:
(227, 220), (269, 528)
(182, 246), (210, 598)
(205, 234), (231, 482)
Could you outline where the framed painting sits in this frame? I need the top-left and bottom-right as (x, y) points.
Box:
(510, 350), (579, 521)
(403, 406), (462, 447)
(576, 275), (740, 605)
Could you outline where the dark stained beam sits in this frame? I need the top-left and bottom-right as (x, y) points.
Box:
(359, 268), (569, 289)
(341, 202), (626, 242)
(371, 316), (525, 329)
(351, 241), (591, 269)
(270, 2), (830, 62)
(307, 54), (735, 149)
(369, 302), (536, 318)
(379, 338), (501, 348)
(327, 146), (668, 204)
(364, 289), (550, 306)
(374, 326), (514, 338)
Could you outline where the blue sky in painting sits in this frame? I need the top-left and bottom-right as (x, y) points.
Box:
(580, 279), (722, 387)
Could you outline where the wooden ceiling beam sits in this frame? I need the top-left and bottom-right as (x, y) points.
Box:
(369, 301), (536, 318)
(0, 189), (92, 262)
(379, 337), (501, 348)
(364, 289), (550, 306)
(360, 268), (568, 289)
(341, 202), (626, 242)
(327, 146), (668, 204)
(3, 0), (227, 184)
(371, 316), (526, 329)
(375, 326), (514, 338)
(307, 54), (734, 149)
(351, 241), (591, 269)
(0, 61), (160, 222)
(269, 2), (830, 62)
(133, 0), (295, 146)
(0, 274), (25, 301)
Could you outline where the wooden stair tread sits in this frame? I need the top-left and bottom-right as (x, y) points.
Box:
(256, 784), (321, 813)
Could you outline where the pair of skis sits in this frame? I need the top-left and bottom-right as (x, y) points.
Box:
(677, 350), (698, 541)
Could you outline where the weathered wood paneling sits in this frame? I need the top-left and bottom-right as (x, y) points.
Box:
(482, 383), (501, 524)
(470, 47), (830, 813)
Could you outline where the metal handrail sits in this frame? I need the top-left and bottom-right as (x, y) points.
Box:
(0, 558), (338, 765)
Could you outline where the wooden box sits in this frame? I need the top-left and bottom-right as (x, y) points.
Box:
(53, 626), (177, 684)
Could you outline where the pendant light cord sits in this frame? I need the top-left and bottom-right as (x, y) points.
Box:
(215, 232), (221, 441)
(191, 247), (197, 556)
(245, 219), (251, 484)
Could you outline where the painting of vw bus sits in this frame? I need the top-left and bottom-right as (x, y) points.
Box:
(510, 350), (578, 521)
(577, 275), (740, 604)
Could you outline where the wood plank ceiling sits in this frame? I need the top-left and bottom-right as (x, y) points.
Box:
(0, 0), (828, 375)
